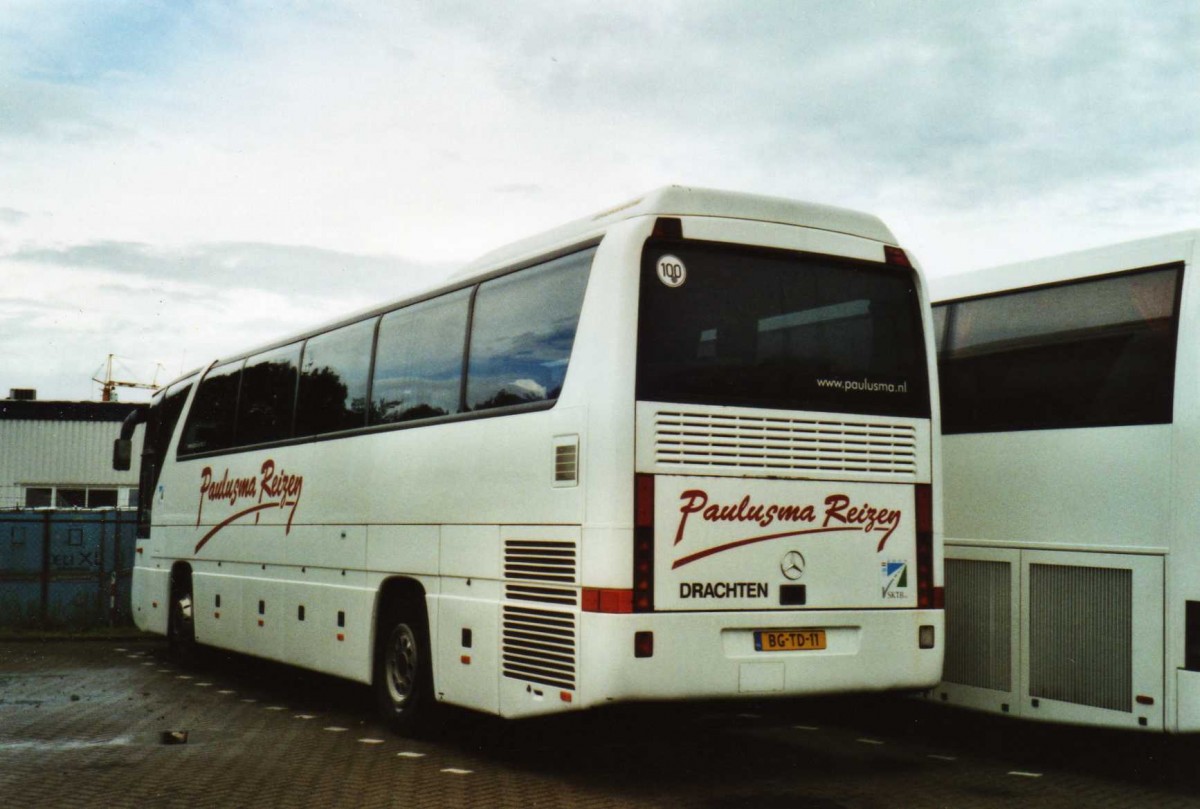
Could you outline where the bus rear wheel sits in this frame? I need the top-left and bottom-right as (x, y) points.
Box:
(375, 606), (434, 734)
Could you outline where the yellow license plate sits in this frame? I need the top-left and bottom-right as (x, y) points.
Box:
(754, 629), (827, 652)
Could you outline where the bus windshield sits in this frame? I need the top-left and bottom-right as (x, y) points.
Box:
(636, 240), (930, 418)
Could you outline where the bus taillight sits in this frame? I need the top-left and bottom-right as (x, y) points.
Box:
(634, 473), (655, 613)
(915, 483), (941, 608)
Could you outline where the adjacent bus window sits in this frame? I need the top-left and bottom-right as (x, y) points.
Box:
(296, 319), (375, 436)
(466, 249), (593, 412)
(637, 242), (930, 418)
(179, 361), (243, 454)
(937, 264), (1181, 433)
(237, 344), (301, 446)
(372, 289), (470, 424)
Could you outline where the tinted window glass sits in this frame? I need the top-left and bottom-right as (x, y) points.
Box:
(237, 344), (301, 446)
(296, 319), (375, 436)
(937, 264), (1181, 433)
(139, 377), (194, 536)
(179, 361), (242, 454)
(466, 249), (593, 412)
(637, 241), (930, 418)
(372, 289), (470, 424)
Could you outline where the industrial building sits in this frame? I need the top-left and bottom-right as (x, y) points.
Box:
(0, 389), (146, 510)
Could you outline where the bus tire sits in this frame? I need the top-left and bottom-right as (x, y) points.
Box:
(375, 603), (434, 734)
(167, 573), (199, 667)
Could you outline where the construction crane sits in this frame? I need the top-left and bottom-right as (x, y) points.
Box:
(92, 354), (163, 402)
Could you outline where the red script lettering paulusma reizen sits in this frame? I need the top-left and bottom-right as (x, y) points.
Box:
(670, 490), (903, 569)
(194, 460), (303, 553)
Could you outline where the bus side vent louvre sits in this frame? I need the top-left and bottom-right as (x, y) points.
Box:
(504, 540), (578, 585)
(1028, 564), (1132, 713)
(501, 605), (577, 690)
(554, 440), (579, 484)
(943, 558), (1011, 691)
(504, 583), (577, 606)
(654, 410), (918, 478)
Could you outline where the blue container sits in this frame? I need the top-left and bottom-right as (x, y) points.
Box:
(0, 509), (137, 629)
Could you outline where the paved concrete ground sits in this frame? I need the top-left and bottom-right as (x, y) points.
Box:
(2, 639), (1199, 808)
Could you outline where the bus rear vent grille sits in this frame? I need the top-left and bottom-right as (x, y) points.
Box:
(1029, 564), (1132, 713)
(654, 410), (917, 476)
(502, 606), (576, 690)
(943, 558), (1012, 691)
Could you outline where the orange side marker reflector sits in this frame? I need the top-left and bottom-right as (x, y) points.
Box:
(258, 619), (264, 627)
(336, 633), (344, 641)
(1136, 695), (1155, 706)
(461, 655), (471, 665)
(214, 612), (220, 619)
(560, 691), (573, 703)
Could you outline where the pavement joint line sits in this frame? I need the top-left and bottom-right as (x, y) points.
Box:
(927, 754), (957, 761)
(397, 751), (426, 758)
(856, 738), (885, 745)
(736, 713), (761, 719)
(265, 706), (287, 711)
(241, 698), (258, 703)
(792, 725), (820, 731)
(294, 714), (316, 720)
(218, 690), (236, 695)
(324, 727), (349, 732)
(195, 683), (212, 687)
(441, 768), (473, 775)
(156, 669), (172, 673)
(176, 675), (193, 680)
(358, 738), (385, 744)
(1008, 771), (1043, 778)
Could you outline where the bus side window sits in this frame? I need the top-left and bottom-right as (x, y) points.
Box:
(296, 318), (376, 437)
(465, 249), (593, 412)
(179, 362), (243, 455)
(237, 343), (301, 446)
(371, 289), (471, 425)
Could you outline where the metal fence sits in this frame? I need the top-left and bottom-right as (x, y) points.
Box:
(0, 509), (137, 629)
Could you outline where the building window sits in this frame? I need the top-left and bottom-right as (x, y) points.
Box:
(24, 488), (51, 508)
(56, 489), (87, 508)
(86, 489), (119, 508)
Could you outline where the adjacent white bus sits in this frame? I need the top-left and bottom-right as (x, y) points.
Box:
(121, 187), (943, 732)
(930, 229), (1200, 732)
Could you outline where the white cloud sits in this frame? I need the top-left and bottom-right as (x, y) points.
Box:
(0, 0), (1196, 396)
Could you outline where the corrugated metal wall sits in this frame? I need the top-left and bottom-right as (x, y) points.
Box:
(0, 510), (137, 629)
(0, 420), (143, 508)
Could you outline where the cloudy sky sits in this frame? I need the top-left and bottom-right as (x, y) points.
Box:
(2, 0), (1197, 401)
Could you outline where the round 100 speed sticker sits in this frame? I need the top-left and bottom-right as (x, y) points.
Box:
(656, 254), (687, 288)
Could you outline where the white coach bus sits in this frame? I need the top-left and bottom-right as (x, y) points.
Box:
(118, 187), (943, 732)
(931, 229), (1200, 732)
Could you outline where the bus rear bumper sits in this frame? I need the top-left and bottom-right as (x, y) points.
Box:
(576, 608), (944, 709)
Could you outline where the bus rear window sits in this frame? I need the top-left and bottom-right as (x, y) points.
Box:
(637, 241), (930, 418)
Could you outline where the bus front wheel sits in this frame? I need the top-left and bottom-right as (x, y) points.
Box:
(167, 579), (199, 666)
(375, 606), (433, 734)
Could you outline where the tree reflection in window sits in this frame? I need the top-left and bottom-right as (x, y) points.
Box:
(297, 319), (375, 436)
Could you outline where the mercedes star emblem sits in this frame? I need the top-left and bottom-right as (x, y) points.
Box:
(781, 550), (806, 581)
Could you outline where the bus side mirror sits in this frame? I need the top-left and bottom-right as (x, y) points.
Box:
(113, 438), (132, 471)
